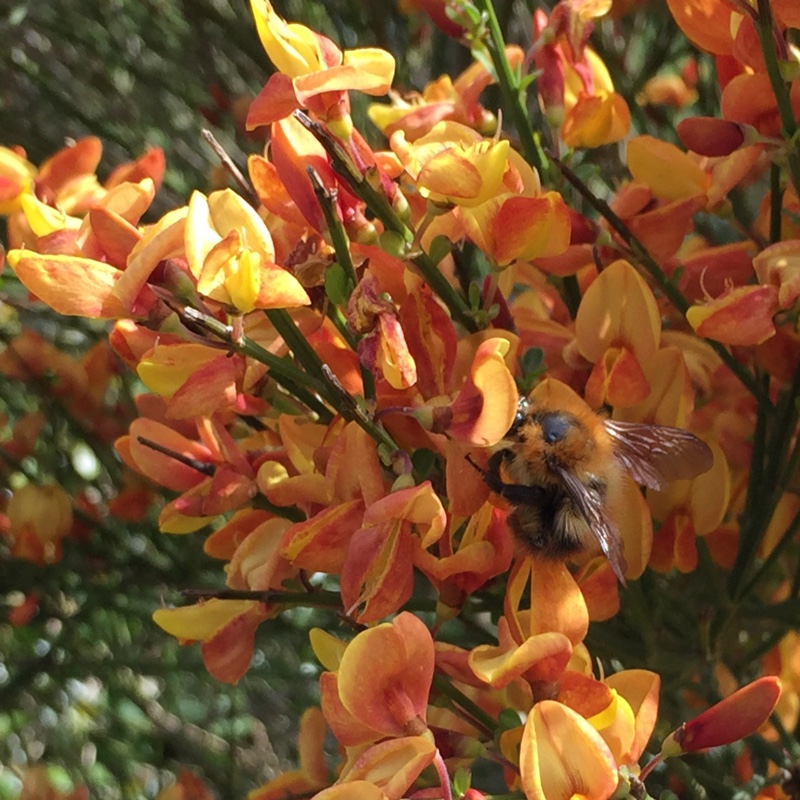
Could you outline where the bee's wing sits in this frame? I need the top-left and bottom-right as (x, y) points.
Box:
(603, 420), (714, 492)
(552, 465), (628, 584)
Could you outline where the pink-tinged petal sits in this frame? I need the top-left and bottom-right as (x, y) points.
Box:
(325, 422), (386, 506)
(114, 206), (188, 311)
(201, 602), (270, 684)
(137, 342), (228, 398)
(118, 419), (212, 492)
(520, 701), (619, 800)
(362, 482), (447, 549)
(339, 736), (436, 800)
(204, 508), (274, 559)
(85, 207), (142, 268)
(668, 241), (755, 302)
(247, 73), (301, 129)
(584, 346), (651, 409)
(625, 195), (706, 262)
(227, 516), (291, 590)
(462, 193), (571, 265)
(7, 250), (129, 319)
(687, 285), (779, 345)
(319, 671), (387, 746)
(662, 677), (781, 756)
(338, 612), (433, 737)
(167, 352), (241, 418)
(721, 73), (781, 136)
(398, 287), (457, 399)
(152, 598), (255, 641)
(677, 117), (746, 157)
(38, 136), (102, 193)
(447, 338), (518, 446)
(469, 631), (573, 688)
(105, 147), (166, 192)
(340, 523), (415, 623)
(604, 670), (660, 762)
(627, 135), (710, 202)
(271, 114), (337, 231)
(280, 500), (365, 573)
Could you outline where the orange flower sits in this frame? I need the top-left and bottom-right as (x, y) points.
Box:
(519, 700), (619, 800)
(661, 677), (782, 755)
(153, 599), (273, 684)
(316, 612), (435, 743)
(247, 0), (395, 139)
(367, 47), (524, 141)
(648, 441), (730, 573)
(340, 481), (446, 623)
(185, 188), (310, 312)
(687, 284), (780, 346)
(532, 4), (630, 148)
(5, 484), (73, 565)
(575, 259), (660, 408)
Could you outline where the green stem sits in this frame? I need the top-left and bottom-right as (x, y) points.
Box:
(180, 307), (333, 421)
(307, 166), (359, 291)
(292, 110), (477, 332)
(182, 588), (345, 607)
(769, 162), (784, 244)
(729, 372), (771, 598)
(432, 672), (498, 737)
(756, 0), (800, 198)
(736, 509), (800, 600)
(472, 0), (546, 172)
(548, 152), (770, 406)
(265, 309), (398, 451)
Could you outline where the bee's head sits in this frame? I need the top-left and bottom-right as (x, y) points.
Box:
(530, 409), (589, 467)
(538, 411), (572, 444)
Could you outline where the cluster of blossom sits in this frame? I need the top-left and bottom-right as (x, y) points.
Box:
(2, 0), (800, 797)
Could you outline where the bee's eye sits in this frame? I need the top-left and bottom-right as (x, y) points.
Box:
(539, 412), (572, 444)
(507, 397), (530, 436)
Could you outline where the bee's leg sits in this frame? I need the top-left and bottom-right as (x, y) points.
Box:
(466, 451), (548, 506)
(495, 481), (548, 506)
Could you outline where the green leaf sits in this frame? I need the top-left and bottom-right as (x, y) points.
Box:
(429, 234), (453, 266)
(325, 262), (351, 306)
(412, 447), (438, 480)
(453, 767), (472, 797)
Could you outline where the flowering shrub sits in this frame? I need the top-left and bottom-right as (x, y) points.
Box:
(3, 0), (800, 797)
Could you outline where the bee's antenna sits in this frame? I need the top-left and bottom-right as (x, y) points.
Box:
(464, 453), (485, 475)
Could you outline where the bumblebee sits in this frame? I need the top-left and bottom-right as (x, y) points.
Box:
(472, 387), (714, 583)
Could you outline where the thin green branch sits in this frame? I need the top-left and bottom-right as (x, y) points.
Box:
(306, 166), (358, 291)
(756, 0), (800, 198)
(432, 672), (498, 738)
(292, 110), (477, 332)
(180, 306), (334, 422)
(471, 0), (546, 172)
